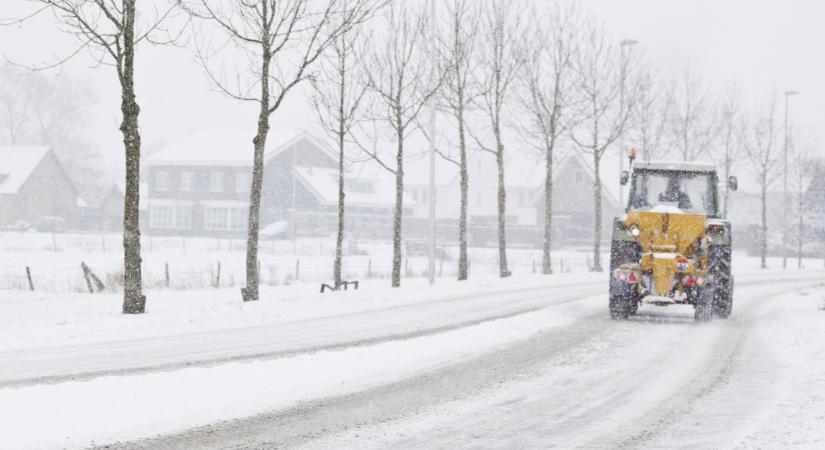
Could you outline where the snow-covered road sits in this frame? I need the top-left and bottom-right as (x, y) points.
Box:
(120, 275), (825, 450)
(1, 268), (822, 449)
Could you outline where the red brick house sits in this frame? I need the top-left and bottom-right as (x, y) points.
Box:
(0, 146), (79, 228)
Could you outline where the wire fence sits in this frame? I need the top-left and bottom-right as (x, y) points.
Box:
(0, 232), (598, 293)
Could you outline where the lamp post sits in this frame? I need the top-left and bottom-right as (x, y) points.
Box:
(782, 90), (799, 269)
(618, 39), (638, 205)
(427, 0), (436, 284)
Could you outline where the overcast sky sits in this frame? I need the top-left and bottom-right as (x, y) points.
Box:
(2, 0), (823, 181)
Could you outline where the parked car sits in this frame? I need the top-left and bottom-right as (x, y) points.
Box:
(29, 216), (67, 233)
(5, 220), (30, 232)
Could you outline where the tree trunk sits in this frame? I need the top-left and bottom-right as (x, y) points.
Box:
(120, 1), (145, 314)
(242, 33), (272, 302)
(333, 127), (346, 286)
(722, 160), (732, 218)
(457, 107), (468, 281)
(760, 178), (768, 269)
(495, 133), (510, 278)
(798, 187), (804, 269)
(391, 131), (404, 288)
(592, 149), (603, 272)
(542, 135), (554, 274)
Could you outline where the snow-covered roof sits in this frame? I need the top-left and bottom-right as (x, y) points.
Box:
(292, 166), (416, 208)
(0, 146), (50, 194)
(145, 129), (326, 167)
(634, 160), (717, 173)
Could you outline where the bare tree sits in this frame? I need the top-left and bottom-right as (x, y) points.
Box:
(517, 2), (581, 275)
(0, 64), (37, 145)
(431, 0), (480, 281)
(571, 20), (636, 272)
(18, 1), (178, 314)
(668, 64), (718, 161)
(178, 0), (380, 301)
(311, 16), (368, 288)
(744, 92), (780, 269)
(472, 0), (526, 278)
(790, 130), (815, 268)
(629, 65), (670, 162)
(356, 2), (441, 288)
(713, 83), (745, 218)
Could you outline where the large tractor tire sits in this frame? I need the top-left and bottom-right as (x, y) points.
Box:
(708, 245), (733, 319)
(609, 240), (642, 319)
(694, 285), (714, 322)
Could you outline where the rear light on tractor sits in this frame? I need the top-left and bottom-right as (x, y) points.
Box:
(684, 275), (705, 287)
(628, 272), (637, 282)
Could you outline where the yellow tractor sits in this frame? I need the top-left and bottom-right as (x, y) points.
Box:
(609, 150), (738, 321)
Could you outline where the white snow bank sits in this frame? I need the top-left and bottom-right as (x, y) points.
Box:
(0, 294), (604, 450)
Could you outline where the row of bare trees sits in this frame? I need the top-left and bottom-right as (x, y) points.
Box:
(8, 0), (816, 315)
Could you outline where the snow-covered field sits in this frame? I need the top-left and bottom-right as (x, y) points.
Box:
(0, 252), (822, 449)
(0, 232), (597, 291)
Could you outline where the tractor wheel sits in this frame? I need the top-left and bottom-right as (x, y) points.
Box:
(708, 245), (733, 319)
(694, 285), (714, 322)
(609, 240), (642, 319)
(610, 288), (632, 319)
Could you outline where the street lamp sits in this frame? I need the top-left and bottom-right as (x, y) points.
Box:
(619, 39), (638, 205)
(782, 89), (799, 269)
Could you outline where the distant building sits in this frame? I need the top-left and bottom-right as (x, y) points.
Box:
(531, 150), (621, 243)
(0, 146), (80, 228)
(143, 130), (408, 237)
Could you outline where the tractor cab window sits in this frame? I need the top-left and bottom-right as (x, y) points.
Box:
(631, 170), (715, 215)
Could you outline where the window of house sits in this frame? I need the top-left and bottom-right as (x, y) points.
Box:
(208, 172), (224, 193)
(150, 204), (192, 229)
(230, 208), (246, 230)
(176, 205), (192, 229)
(156, 171), (170, 192)
(180, 172), (194, 192)
(205, 207), (228, 230)
(575, 170), (584, 186)
(150, 204), (174, 228)
(205, 206), (246, 231)
(235, 173), (250, 194)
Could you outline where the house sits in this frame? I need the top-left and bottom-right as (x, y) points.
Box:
(0, 146), (80, 228)
(531, 150), (621, 244)
(144, 130), (408, 237)
(405, 149), (542, 226)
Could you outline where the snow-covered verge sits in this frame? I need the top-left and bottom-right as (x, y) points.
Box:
(0, 252), (814, 354)
(0, 294), (604, 450)
(0, 272), (604, 353)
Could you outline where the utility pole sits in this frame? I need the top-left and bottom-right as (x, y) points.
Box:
(782, 90), (798, 269)
(427, 0), (436, 285)
(618, 39), (637, 206)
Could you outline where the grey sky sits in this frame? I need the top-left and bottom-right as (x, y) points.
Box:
(1, 0), (823, 178)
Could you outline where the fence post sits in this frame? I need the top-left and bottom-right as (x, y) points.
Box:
(165, 262), (170, 287)
(101, 235), (106, 252)
(295, 258), (300, 281)
(215, 261), (221, 288)
(368, 258), (372, 278)
(51, 234), (57, 252)
(404, 256), (409, 277)
(532, 258), (536, 274)
(25, 266), (34, 291)
(439, 258), (444, 277)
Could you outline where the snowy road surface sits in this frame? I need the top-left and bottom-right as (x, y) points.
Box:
(1, 269), (823, 449)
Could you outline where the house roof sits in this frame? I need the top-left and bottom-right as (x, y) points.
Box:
(292, 166), (416, 209)
(0, 146), (50, 194)
(529, 149), (621, 208)
(145, 129), (331, 167)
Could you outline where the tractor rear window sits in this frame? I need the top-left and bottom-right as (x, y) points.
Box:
(630, 171), (715, 215)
